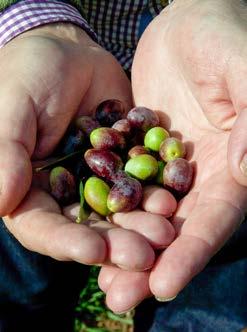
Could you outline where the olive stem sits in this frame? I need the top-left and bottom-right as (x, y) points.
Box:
(33, 150), (84, 172)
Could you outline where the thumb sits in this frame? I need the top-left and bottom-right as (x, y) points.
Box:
(228, 109), (247, 186)
(0, 88), (36, 216)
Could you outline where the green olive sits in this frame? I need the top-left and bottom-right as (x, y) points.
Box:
(144, 127), (170, 152)
(124, 154), (158, 180)
(84, 177), (110, 216)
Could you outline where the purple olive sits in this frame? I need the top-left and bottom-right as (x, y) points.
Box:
(127, 107), (159, 132)
(112, 119), (132, 137)
(57, 128), (84, 155)
(75, 116), (100, 136)
(107, 176), (142, 212)
(163, 158), (193, 193)
(95, 99), (125, 127)
(84, 149), (123, 180)
(90, 127), (126, 150)
(49, 166), (76, 205)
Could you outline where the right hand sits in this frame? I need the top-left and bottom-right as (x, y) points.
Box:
(98, 0), (247, 313)
(0, 23), (176, 270)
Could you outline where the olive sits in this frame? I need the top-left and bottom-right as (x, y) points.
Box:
(125, 154), (158, 180)
(144, 126), (170, 152)
(84, 176), (110, 216)
(49, 166), (76, 206)
(90, 127), (125, 150)
(160, 137), (186, 162)
(107, 176), (142, 213)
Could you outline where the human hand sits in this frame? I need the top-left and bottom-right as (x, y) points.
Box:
(1, 23), (176, 269)
(97, 0), (247, 312)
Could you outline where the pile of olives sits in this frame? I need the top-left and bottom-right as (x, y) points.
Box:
(36, 100), (194, 222)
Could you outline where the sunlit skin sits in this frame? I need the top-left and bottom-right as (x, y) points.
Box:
(99, 0), (247, 313)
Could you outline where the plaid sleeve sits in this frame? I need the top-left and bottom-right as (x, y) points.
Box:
(0, 0), (98, 48)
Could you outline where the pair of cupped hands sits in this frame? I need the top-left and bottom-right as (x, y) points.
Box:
(1, 0), (247, 313)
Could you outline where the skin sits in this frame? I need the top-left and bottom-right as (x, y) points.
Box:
(0, 24), (176, 270)
(99, 0), (247, 313)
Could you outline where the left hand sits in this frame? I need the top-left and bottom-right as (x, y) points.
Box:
(1, 23), (175, 271)
(98, 0), (247, 313)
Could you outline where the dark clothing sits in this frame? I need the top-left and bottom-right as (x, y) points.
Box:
(135, 222), (247, 332)
(0, 222), (89, 332)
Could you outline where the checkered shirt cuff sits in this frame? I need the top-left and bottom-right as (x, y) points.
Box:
(0, 0), (97, 48)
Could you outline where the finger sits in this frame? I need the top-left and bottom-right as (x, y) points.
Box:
(77, 50), (132, 118)
(149, 182), (245, 299)
(0, 88), (36, 215)
(228, 109), (247, 186)
(104, 269), (151, 314)
(110, 210), (175, 249)
(109, 186), (176, 249)
(98, 266), (120, 292)
(141, 185), (177, 217)
(63, 203), (82, 221)
(172, 191), (199, 233)
(64, 204), (156, 271)
(3, 188), (107, 264)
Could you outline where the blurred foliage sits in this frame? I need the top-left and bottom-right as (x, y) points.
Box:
(74, 266), (134, 332)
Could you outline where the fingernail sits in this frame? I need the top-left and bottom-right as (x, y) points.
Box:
(114, 305), (137, 315)
(86, 263), (103, 267)
(117, 264), (152, 271)
(155, 295), (177, 302)
(240, 154), (247, 176)
(116, 264), (129, 270)
(104, 300), (137, 315)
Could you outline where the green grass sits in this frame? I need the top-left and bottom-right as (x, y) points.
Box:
(74, 267), (134, 332)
